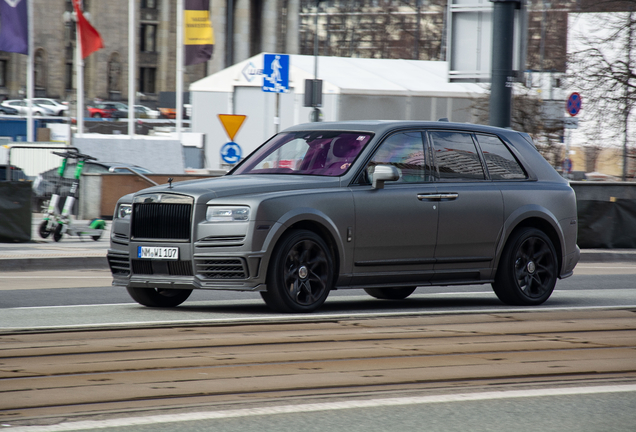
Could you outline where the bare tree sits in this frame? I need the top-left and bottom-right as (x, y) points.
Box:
(567, 11), (636, 180)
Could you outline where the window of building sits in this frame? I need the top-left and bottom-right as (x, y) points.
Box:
(142, 0), (157, 8)
(0, 60), (7, 88)
(474, 134), (527, 180)
(140, 24), (157, 52)
(139, 67), (156, 94)
(429, 131), (486, 181)
(368, 131), (430, 183)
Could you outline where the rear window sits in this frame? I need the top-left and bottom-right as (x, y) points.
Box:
(474, 134), (527, 180)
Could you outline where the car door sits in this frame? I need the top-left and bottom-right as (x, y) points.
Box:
(351, 130), (439, 287)
(427, 130), (504, 281)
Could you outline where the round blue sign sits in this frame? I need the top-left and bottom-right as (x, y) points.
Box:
(221, 142), (242, 164)
(567, 92), (582, 117)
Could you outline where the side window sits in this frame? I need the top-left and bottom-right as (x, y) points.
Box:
(474, 134), (527, 180)
(429, 131), (486, 181)
(368, 131), (429, 183)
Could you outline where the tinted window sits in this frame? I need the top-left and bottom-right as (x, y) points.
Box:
(368, 131), (429, 183)
(475, 134), (527, 180)
(429, 131), (485, 181)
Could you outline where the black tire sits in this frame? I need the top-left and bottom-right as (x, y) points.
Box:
(92, 233), (102, 241)
(261, 229), (333, 313)
(492, 227), (558, 306)
(93, 113), (102, 118)
(126, 287), (192, 307)
(53, 224), (64, 242)
(39, 220), (52, 239)
(364, 287), (416, 300)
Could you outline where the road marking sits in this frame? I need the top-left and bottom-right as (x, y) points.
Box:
(4, 384), (636, 431)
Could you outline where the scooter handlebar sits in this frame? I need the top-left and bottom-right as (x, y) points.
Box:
(52, 150), (97, 161)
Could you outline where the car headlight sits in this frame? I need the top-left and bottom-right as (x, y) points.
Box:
(116, 203), (132, 219)
(206, 206), (250, 222)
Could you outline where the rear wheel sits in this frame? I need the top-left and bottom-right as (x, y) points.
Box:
(93, 113), (102, 118)
(492, 227), (558, 306)
(126, 287), (192, 307)
(364, 287), (416, 300)
(261, 229), (333, 313)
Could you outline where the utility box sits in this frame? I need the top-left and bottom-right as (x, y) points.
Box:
(0, 182), (32, 243)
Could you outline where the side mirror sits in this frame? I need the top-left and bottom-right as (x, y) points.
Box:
(369, 164), (400, 189)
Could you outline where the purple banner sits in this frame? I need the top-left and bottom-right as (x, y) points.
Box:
(0, 0), (29, 55)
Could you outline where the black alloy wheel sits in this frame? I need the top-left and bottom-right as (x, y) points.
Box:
(126, 287), (193, 307)
(364, 287), (417, 300)
(492, 227), (558, 306)
(261, 229), (333, 313)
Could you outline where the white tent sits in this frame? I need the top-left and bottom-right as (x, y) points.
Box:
(190, 54), (487, 170)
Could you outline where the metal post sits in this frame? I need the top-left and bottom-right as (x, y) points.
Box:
(312, 0), (320, 122)
(489, 0), (519, 128)
(128, 0), (135, 138)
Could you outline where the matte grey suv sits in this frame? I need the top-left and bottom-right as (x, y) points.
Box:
(108, 121), (580, 313)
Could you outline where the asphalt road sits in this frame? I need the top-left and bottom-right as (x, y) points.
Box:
(0, 262), (635, 431)
(1, 263), (636, 330)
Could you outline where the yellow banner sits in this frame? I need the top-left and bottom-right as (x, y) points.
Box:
(184, 10), (214, 45)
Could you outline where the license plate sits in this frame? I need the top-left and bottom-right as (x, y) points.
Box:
(137, 246), (179, 260)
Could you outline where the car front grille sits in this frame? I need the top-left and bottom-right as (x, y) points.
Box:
(132, 203), (192, 240)
(131, 259), (194, 276)
(195, 258), (248, 280)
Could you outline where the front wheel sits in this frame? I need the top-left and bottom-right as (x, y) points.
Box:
(53, 223), (64, 242)
(39, 220), (52, 239)
(492, 227), (558, 306)
(126, 287), (192, 307)
(364, 287), (416, 300)
(261, 229), (333, 313)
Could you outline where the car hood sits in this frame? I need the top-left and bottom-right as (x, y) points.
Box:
(134, 174), (342, 201)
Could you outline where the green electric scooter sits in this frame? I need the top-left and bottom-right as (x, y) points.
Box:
(39, 149), (78, 239)
(52, 151), (106, 242)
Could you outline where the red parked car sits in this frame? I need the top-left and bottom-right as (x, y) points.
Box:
(87, 102), (128, 119)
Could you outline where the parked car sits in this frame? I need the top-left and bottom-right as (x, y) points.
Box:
(108, 120), (580, 313)
(32, 98), (68, 116)
(134, 105), (160, 119)
(0, 164), (28, 181)
(0, 105), (19, 115)
(87, 102), (128, 119)
(0, 99), (56, 116)
(32, 161), (153, 212)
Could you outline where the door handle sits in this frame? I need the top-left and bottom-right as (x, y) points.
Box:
(417, 193), (458, 201)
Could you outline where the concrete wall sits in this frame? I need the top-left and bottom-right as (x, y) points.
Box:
(73, 136), (186, 174)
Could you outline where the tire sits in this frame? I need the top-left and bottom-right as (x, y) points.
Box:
(492, 227), (558, 306)
(126, 287), (192, 307)
(261, 229), (333, 313)
(93, 113), (102, 118)
(364, 287), (416, 300)
(39, 220), (52, 239)
(53, 224), (64, 242)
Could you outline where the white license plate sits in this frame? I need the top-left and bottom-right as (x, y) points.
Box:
(137, 246), (179, 260)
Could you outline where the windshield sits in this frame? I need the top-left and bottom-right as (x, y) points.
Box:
(233, 131), (372, 176)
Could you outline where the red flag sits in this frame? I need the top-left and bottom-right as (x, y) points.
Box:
(72, 0), (104, 59)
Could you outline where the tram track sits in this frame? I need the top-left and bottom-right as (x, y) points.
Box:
(1, 309), (635, 424)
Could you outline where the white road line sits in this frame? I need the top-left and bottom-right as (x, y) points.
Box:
(3, 384), (636, 431)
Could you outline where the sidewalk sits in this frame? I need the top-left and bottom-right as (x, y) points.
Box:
(0, 214), (635, 272)
(0, 214), (112, 271)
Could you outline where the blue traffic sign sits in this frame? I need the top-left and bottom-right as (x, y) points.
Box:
(262, 54), (289, 93)
(221, 142), (242, 164)
(567, 92), (582, 117)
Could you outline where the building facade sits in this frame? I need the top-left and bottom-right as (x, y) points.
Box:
(0, 0), (301, 107)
